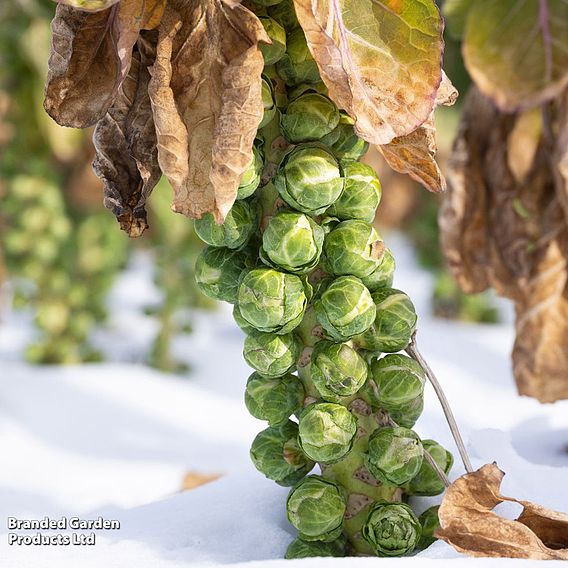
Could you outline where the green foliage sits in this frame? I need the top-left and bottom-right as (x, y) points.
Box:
(243, 330), (301, 378)
(405, 439), (454, 496)
(285, 535), (346, 559)
(416, 505), (440, 550)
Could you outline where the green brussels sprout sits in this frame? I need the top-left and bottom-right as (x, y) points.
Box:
(285, 535), (347, 559)
(310, 341), (368, 401)
(259, 17), (286, 65)
(260, 77), (277, 129)
(286, 475), (346, 541)
(274, 145), (343, 216)
(243, 330), (301, 378)
(323, 220), (384, 278)
(237, 146), (263, 200)
(364, 354), (425, 428)
(326, 162), (381, 223)
(406, 439), (454, 496)
(250, 421), (315, 486)
(356, 288), (417, 352)
(314, 276), (375, 341)
(233, 304), (256, 334)
(280, 93), (339, 143)
(238, 268), (307, 334)
(365, 426), (424, 486)
(361, 248), (395, 292)
(194, 200), (258, 249)
(362, 501), (421, 557)
(268, 0), (299, 31)
(195, 246), (250, 303)
(298, 402), (357, 463)
(416, 506), (440, 550)
(260, 211), (324, 274)
(245, 372), (305, 425)
(276, 28), (320, 86)
(324, 113), (369, 162)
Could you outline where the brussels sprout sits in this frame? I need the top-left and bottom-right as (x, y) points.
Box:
(237, 146), (263, 200)
(261, 211), (324, 274)
(298, 402), (357, 463)
(195, 247), (250, 303)
(276, 28), (320, 86)
(362, 501), (421, 556)
(274, 145), (343, 215)
(323, 220), (384, 278)
(356, 288), (417, 352)
(268, 0), (299, 31)
(259, 17), (286, 65)
(406, 439), (454, 496)
(365, 427), (424, 486)
(326, 162), (381, 223)
(260, 77), (277, 129)
(280, 93), (339, 143)
(416, 506), (440, 550)
(286, 475), (346, 541)
(364, 354), (425, 428)
(314, 276), (375, 341)
(310, 341), (368, 401)
(233, 304), (256, 334)
(194, 200), (258, 249)
(285, 535), (347, 559)
(361, 248), (395, 292)
(238, 268), (307, 334)
(324, 113), (369, 162)
(245, 372), (305, 425)
(243, 330), (301, 378)
(250, 421), (315, 486)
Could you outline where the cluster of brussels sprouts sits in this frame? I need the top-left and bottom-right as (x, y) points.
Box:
(2, 175), (128, 364)
(194, 0), (453, 557)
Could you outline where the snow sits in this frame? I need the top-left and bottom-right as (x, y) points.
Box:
(1, 234), (567, 567)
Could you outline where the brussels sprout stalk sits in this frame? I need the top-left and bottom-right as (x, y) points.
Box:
(193, 9), (458, 557)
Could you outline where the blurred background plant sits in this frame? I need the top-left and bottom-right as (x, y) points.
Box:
(0, 0), (212, 368)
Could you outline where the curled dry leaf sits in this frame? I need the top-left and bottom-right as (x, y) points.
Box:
(293, 0), (444, 145)
(462, 0), (568, 112)
(148, 0), (268, 222)
(440, 87), (568, 402)
(507, 109), (542, 184)
(93, 31), (161, 237)
(379, 72), (458, 193)
(437, 463), (568, 559)
(45, 0), (166, 128)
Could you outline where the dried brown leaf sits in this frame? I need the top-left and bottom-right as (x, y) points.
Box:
(181, 471), (222, 491)
(292, 0), (444, 145)
(379, 73), (458, 193)
(52, 0), (121, 10)
(148, 0), (268, 222)
(45, 0), (166, 128)
(437, 463), (568, 559)
(439, 87), (496, 293)
(93, 31), (161, 237)
(507, 109), (543, 184)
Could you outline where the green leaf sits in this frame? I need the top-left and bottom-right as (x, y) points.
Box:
(293, 0), (444, 145)
(462, 0), (568, 111)
(442, 0), (474, 39)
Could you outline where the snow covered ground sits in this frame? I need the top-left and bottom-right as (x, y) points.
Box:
(1, 234), (567, 567)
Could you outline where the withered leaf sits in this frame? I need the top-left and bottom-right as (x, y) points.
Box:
(93, 31), (161, 237)
(437, 463), (568, 559)
(439, 87), (496, 293)
(148, 0), (268, 222)
(45, 0), (166, 128)
(292, 0), (444, 145)
(507, 109), (542, 184)
(379, 73), (458, 193)
(181, 471), (221, 491)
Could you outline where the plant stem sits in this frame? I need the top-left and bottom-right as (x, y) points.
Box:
(405, 332), (474, 473)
